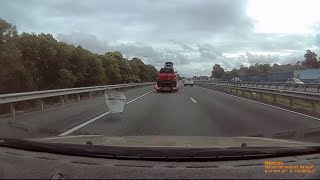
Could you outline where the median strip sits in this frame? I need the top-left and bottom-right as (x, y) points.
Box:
(58, 89), (155, 136)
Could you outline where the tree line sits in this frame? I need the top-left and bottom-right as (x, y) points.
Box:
(211, 50), (320, 79)
(0, 19), (157, 94)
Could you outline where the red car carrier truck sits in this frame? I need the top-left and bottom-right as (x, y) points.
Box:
(155, 62), (179, 92)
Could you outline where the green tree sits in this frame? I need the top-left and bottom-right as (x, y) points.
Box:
(37, 33), (58, 89)
(18, 32), (41, 90)
(70, 46), (88, 87)
(129, 61), (141, 82)
(302, 50), (319, 68)
(83, 55), (105, 86)
(0, 18), (159, 93)
(118, 58), (133, 83)
(211, 64), (225, 78)
(145, 65), (157, 81)
(0, 19), (30, 93)
(229, 68), (239, 78)
(58, 69), (77, 88)
(100, 53), (122, 84)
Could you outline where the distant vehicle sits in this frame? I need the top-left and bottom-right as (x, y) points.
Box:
(184, 78), (193, 86)
(155, 62), (179, 92)
(164, 62), (173, 69)
(231, 77), (242, 83)
(286, 78), (304, 84)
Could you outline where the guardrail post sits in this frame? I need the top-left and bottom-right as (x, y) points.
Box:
(40, 100), (44, 110)
(275, 83), (278, 89)
(10, 103), (15, 117)
(318, 85), (320, 93)
(289, 97), (293, 107)
(89, 92), (93, 99)
(250, 92), (253, 98)
(283, 83), (286, 90)
(268, 83), (271, 88)
(262, 83), (264, 88)
(304, 85), (307, 92)
(311, 101), (316, 113)
(272, 94), (276, 103)
(61, 96), (65, 105)
(77, 94), (81, 102)
(256, 83), (258, 87)
(293, 84), (296, 91)
(241, 90), (244, 96)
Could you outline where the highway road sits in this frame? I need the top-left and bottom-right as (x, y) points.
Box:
(1, 84), (320, 143)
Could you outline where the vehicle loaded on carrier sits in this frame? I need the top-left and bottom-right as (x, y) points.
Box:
(155, 62), (179, 92)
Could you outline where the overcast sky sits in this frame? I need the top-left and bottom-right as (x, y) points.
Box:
(1, 0), (320, 77)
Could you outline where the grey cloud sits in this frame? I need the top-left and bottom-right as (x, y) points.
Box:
(170, 40), (194, 51)
(315, 34), (320, 47)
(214, 33), (313, 53)
(245, 52), (280, 64)
(56, 32), (191, 67)
(56, 31), (306, 77)
(1, 0), (253, 42)
(56, 32), (109, 54)
(279, 52), (304, 64)
(196, 44), (222, 59)
(1, 0), (316, 76)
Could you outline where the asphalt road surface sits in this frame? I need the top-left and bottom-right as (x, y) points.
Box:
(1, 84), (320, 143)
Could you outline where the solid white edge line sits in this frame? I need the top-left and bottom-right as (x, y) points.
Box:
(58, 111), (110, 136)
(237, 136), (305, 145)
(190, 97), (197, 103)
(29, 135), (103, 141)
(196, 85), (320, 122)
(58, 89), (155, 136)
(126, 90), (155, 104)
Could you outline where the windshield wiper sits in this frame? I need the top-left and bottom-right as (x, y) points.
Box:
(1, 138), (320, 161)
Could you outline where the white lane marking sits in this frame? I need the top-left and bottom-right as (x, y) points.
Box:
(237, 136), (305, 145)
(126, 90), (155, 104)
(58, 112), (110, 136)
(196, 86), (320, 122)
(58, 89), (155, 136)
(29, 135), (103, 141)
(190, 97), (197, 103)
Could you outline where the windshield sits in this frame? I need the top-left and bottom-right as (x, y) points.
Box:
(1, 0), (320, 166)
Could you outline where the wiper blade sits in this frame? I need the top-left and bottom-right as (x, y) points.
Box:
(1, 138), (320, 161)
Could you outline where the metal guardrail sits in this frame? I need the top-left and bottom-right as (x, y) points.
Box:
(195, 82), (320, 113)
(0, 82), (155, 117)
(194, 80), (320, 93)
